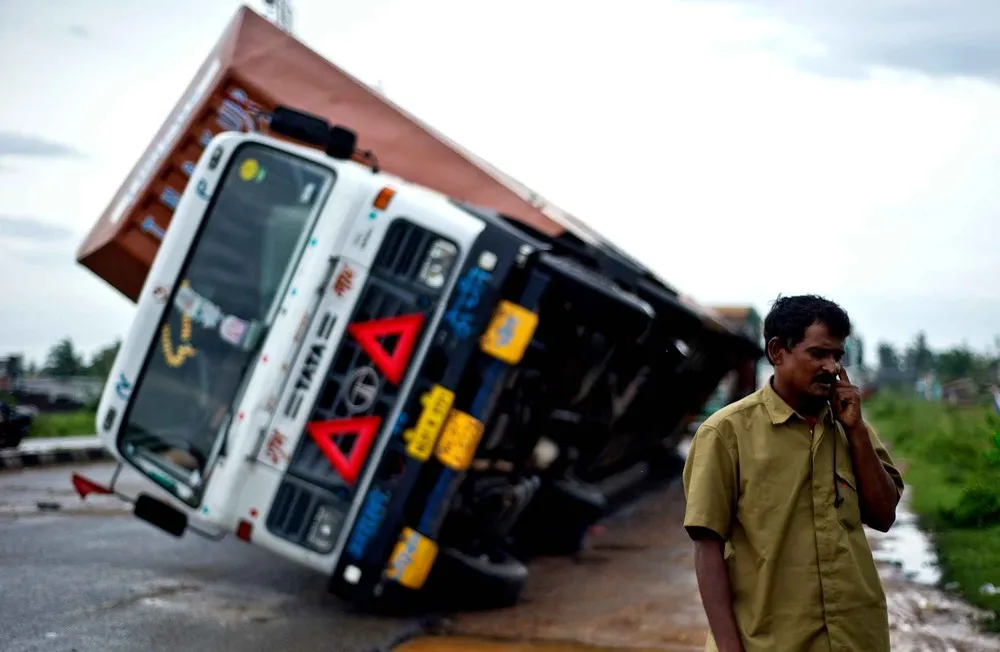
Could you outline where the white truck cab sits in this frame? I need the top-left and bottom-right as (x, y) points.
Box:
(92, 124), (487, 576)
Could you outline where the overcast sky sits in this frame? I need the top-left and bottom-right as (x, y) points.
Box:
(1, 0), (999, 367)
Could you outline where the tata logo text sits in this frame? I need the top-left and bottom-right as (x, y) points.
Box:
(346, 486), (390, 558)
(294, 343), (325, 394)
(443, 267), (492, 340)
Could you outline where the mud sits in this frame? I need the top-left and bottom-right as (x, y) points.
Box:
(870, 492), (1000, 651)
(430, 480), (1000, 651)
(440, 479), (709, 651)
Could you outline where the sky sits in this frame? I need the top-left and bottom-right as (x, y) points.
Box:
(1, 0), (999, 367)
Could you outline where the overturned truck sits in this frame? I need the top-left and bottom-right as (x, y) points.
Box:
(72, 5), (762, 611)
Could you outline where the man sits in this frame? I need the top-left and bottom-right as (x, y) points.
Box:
(683, 295), (904, 652)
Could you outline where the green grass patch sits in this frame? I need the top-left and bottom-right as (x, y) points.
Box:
(27, 410), (97, 438)
(868, 391), (1000, 625)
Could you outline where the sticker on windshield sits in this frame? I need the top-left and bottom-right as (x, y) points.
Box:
(174, 283), (223, 329)
(299, 183), (317, 204)
(220, 315), (249, 347)
(194, 301), (223, 329)
(239, 158), (261, 182)
(175, 284), (199, 314)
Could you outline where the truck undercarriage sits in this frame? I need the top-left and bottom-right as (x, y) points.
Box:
(335, 204), (762, 612)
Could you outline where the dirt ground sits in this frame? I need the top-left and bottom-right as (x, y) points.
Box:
(417, 478), (1000, 651)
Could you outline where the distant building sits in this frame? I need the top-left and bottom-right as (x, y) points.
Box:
(16, 376), (103, 406)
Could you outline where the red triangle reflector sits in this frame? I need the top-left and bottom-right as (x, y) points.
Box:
(71, 473), (112, 499)
(307, 416), (382, 485)
(348, 313), (425, 385)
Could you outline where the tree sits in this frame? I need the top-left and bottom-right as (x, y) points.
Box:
(44, 338), (85, 378)
(935, 346), (977, 383)
(87, 339), (121, 381)
(877, 342), (900, 372)
(904, 331), (935, 375)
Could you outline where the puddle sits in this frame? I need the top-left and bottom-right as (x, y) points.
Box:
(395, 636), (679, 651)
(867, 493), (941, 586)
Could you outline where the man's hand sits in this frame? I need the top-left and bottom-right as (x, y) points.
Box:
(831, 366), (863, 433)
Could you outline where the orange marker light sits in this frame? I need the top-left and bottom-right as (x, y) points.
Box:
(373, 187), (396, 211)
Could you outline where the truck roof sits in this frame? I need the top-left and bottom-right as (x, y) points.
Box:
(77, 5), (587, 301)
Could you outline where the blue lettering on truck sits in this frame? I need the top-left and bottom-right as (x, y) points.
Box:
(346, 487), (390, 558)
(443, 267), (492, 340)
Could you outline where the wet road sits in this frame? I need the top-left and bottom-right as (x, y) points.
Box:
(5, 460), (1000, 652)
(0, 462), (418, 652)
(439, 478), (1000, 651)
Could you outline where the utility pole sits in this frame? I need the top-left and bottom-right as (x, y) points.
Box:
(262, 0), (294, 34)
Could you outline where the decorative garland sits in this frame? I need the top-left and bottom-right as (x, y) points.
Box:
(162, 280), (197, 368)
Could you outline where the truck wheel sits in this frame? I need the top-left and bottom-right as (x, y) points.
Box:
(511, 477), (607, 558)
(427, 547), (529, 611)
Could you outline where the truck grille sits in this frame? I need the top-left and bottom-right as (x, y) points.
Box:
(282, 220), (450, 502)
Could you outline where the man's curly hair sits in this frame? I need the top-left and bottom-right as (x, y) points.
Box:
(763, 295), (851, 365)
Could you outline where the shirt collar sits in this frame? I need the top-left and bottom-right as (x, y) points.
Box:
(762, 379), (830, 426)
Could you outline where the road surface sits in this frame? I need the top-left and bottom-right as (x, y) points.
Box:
(0, 461), (419, 652)
(4, 460), (1000, 652)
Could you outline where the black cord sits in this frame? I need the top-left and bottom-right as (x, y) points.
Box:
(833, 423), (844, 508)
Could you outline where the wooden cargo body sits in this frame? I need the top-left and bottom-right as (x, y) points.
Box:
(77, 5), (573, 302)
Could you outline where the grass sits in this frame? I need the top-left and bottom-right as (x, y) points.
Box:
(2, 391), (97, 438)
(27, 410), (97, 438)
(867, 391), (1000, 623)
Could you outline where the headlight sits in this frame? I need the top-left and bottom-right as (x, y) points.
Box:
(306, 504), (343, 553)
(417, 239), (458, 290)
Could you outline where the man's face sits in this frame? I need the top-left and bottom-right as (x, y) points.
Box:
(770, 321), (845, 400)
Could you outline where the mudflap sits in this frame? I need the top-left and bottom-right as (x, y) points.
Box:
(133, 492), (188, 538)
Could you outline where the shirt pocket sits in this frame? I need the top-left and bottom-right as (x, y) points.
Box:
(835, 466), (862, 531)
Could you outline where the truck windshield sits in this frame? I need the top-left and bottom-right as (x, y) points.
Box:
(118, 143), (335, 505)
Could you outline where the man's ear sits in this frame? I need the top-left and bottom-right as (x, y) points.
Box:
(767, 337), (784, 366)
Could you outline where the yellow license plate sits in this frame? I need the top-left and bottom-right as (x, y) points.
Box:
(386, 527), (438, 589)
(404, 385), (455, 462)
(435, 410), (485, 471)
(480, 300), (538, 365)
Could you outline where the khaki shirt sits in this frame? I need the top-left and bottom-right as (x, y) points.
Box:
(683, 381), (904, 652)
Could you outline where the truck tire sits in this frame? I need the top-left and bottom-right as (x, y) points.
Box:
(511, 477), (607, 557)
(427, 547), (529, 611)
